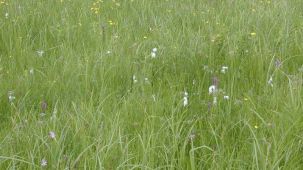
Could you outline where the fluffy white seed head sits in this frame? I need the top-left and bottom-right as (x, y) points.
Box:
(209, 85), (217, 95)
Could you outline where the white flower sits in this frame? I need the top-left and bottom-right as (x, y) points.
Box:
(8, 91), (15, 103)
(151, 52), (156, 58)
(106, 50), (111, 54)
(8, 95), (15, 103)
(41, 158), (47, 167)
(151, 47), (158, 58)
(183, 91), (189, 107)
(188, 133), (196, 141)
(29, 68), (34, 74)
(275, 59), (282, 68)
(183, 96), (188, 107)
(192, 80), (196, 85)
(49, 131), (56, 139)
(132, 75), (138, 83)
(221, 66), (228, 74)
(184, 91), (188, 97)
(37, 50), (45, 57)
(5, 13), (8, 19)
(209, 85), (217, 95)
(268, 76), (273, 87)
(223, 95), (229, 100)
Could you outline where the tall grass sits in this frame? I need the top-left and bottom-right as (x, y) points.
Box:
(0, 0), (302, 169)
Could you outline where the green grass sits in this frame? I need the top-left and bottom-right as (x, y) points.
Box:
(0, 0), (302, 169)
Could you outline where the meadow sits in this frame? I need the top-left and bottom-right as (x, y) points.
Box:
(0, 0), (303, 169)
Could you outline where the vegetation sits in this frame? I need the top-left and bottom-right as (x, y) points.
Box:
(0, 0), (302, 169)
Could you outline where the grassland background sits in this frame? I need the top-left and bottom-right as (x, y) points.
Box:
(0, 0), (303, 169)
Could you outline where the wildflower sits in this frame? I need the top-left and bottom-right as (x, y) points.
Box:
(184, 91), (188, 97)
(275, 58), (282, 68)
(151, 47), (158, 58)
(106, 50), (111, 54)
(49, 131), (56, 139)
(144, 77), (149, 83)
(250, 32), (256, 36)
(36, 50), (44, 57)
(183, 91), (189, 107)
(41, 158), (47, 167)
(188, 133), (196, 141)
(209, 76), (219, 105)
(223, 95), (229, 100)
(90, 1), (101, 14)
(268, 76), (273, 87)
(209, 85), (217, 95)
(5, 12), (8, 19)
(40, 112), (46, 117)
(132, 75), (138, 83)
(254, 125), (259, 129)
(183, 96), (188, 107)
(143, 36), (147, 39)
(151, 52), (156, 58)
(29, 68), (34, 75)
(108, 20), (114, 25)
(221, 66), (228, 74)
(192, 79), (196, 85)
(8, 91), (15, 103)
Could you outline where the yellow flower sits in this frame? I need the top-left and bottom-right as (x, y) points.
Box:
(250, 32), (257, 36)
(108, 20), (114, 25)
(254, 125), (259, 129)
